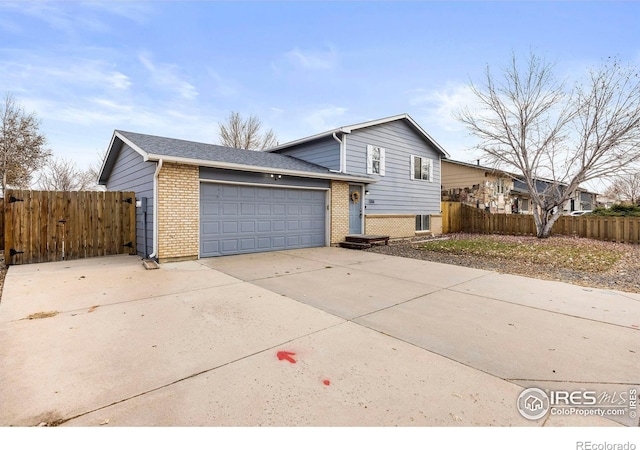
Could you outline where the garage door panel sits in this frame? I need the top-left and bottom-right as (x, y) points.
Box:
(200, 183), (326, 257)
(221, 240), (239, 252)
(240, 238), (256, 251)
(222, 221), (238, 233)
(272, 236), (286, 248)
(240, 187), (255, 198)
(201, 201), (220, 215)
(202, 221), (220, 234)
(257, 220), (271, 232)
(257, 237), (272, 249)
(241, 203), (255, 215)
(221, 186), (239, 198)
(240, 221), (255, 232)
(222, 203), (238, 215)
(202, 243), (219, 255)
(257, 205), (271, 215)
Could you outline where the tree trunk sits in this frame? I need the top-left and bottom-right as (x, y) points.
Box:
(534, 208), (562, 238)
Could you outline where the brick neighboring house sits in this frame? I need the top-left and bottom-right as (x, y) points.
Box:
(442, 159), (597, 215)
(98, 114), (449, 262)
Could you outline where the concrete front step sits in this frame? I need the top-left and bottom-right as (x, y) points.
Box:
(338, 241), (372, 250)
(345, 234), (390, 245)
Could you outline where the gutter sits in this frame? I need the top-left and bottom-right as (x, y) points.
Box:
(144, 153), (373, 183)
(148, 159), (163, 260)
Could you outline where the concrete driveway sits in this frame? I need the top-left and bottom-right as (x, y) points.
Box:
(0, 248), (638, 426)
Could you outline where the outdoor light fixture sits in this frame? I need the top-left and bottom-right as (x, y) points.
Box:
(365, 190), (370, 195)
(269, 174), (282, 179)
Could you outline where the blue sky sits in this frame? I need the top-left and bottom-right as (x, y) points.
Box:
(2, 1), (639, 176)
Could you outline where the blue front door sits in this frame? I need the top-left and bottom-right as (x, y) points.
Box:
(349, 185), (362, 235)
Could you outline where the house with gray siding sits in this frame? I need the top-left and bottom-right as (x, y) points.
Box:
(98, 113), (448, 262)
(269, 114), (449, 238)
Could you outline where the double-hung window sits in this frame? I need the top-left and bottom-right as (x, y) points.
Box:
(366, 145), (385, 175)
(410, 155), (432, 181)
(416, 214), (431, 231)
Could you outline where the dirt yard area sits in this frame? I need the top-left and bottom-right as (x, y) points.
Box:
(366, 233), (640, 294)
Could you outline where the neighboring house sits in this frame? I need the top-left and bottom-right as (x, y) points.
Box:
(98, 113), (449, 262)
(441, 160), (516, 213)
(511, 178), (597, 214)
(442, 159), (597, 214)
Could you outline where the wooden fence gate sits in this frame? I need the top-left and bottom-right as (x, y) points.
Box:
(441, 202), (462, 233)
(4, 190), (137, 265)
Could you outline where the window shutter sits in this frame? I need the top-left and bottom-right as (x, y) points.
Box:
(410, 155), (415, 180)
(379, 147), (386, 176)
(366, 145), (373, 174)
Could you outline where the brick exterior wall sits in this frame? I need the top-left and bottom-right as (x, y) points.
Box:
(157, 163), (199, 262)
(365, 213), (443, 238)
(330, 180), (350, 244)
(365, 214), (416, 238)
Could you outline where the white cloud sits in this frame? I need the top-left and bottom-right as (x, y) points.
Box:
(406, 84), (485, 161)
(285, 47), (339, 71)
(0, 1), (148, 35)
(407, 83), (478, 133)
(303, 105), (348, 131)
(0, 56), (131, 95)
(139, 53), (198, 100)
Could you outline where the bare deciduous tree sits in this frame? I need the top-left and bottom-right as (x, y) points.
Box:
(605, 172), (640, 205)
(0, 93), (50, 195)
(458, 54), (640, 237)
(37, 157), (100, 191)
(218, 111), (278, 150)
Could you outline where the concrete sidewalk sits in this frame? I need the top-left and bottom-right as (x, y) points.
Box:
(0, 249), (637, 426)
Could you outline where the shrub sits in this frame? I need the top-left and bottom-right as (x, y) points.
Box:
(591, 204), (640, 216)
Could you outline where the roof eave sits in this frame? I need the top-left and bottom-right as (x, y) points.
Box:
(145, 153), (376, 184)
(268, 113), (450, 158)
(98, 130), (152, 185)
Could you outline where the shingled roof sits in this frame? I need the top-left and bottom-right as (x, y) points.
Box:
(99, 130), (374, 184)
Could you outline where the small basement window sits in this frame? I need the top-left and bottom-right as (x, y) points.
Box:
(416, 214), (430, 231)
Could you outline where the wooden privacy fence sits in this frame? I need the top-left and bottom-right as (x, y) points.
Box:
(4, 190), (137, 265)
(441, 202), (462, 234)
(448, 203), (640, 244)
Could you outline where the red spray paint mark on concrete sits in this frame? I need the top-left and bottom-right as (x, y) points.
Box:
(323, 380), (331, 386)
(277, 351), (297, 364)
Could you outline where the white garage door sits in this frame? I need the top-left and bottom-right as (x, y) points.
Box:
(200, 183), (326, 257)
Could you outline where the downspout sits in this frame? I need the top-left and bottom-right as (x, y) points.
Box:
(332, 132), (346, 173)
(148, 159), (163, 259)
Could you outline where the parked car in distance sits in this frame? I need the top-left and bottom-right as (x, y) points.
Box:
(568, 210), (592, 216)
